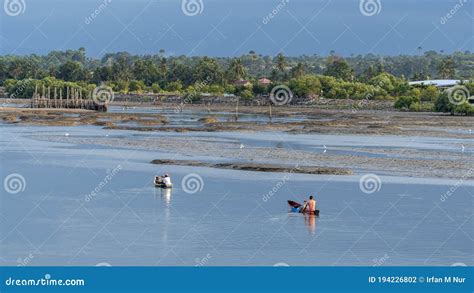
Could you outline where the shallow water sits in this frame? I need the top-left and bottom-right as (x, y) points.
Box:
(108, 106), (308, 128)
(0, 122), (473, 266)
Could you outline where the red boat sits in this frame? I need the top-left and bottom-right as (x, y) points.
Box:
(288, 200), (320, 216)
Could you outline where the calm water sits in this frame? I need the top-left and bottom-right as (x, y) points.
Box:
(0, 119), (473, 266)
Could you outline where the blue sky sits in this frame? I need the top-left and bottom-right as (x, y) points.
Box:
(1, 0), (472, 57)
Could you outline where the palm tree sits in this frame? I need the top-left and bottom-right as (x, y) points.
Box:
(229, 58), (246, 80)
(159, 57), (168, 76)
(290, 62), (305, 78)
(417, 46), (423, 55)
(276, 53), (287, 72)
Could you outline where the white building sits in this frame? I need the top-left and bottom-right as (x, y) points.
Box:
(408, 79), (467, 89)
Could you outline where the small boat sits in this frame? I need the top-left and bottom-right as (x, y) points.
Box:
(154, 176), (173, 189)
(155, 182), (173, 189)
(287, 200), (320, 217)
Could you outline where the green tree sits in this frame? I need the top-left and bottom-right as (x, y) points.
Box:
(58, 61), (85, 81)
(228, 58), (246, 80)
(276, 53), (287, 72)
(395, 96), (420, 110)
(290, 62), (306, 79)
(420, 86), (439, 102)
(132, 60), (160, 86)
(151, 83), (161, 93)
(193, 57), (224, 85)
(111, 55), (132, 82)
(362, 65), (376, 81)
(164, 80), (183, 92)
(438, 57), (455, 79)
(289, 75), (322, 98)
(324, 57), (354, 81)
(129, 80), (146, 93)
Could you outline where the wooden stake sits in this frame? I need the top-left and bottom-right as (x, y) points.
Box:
(269, 103), (272, 122)
(235, 99), (239, 121)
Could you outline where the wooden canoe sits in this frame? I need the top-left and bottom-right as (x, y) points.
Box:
(287, 200), (320, 216)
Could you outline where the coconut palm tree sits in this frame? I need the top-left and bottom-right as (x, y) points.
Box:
(290, 62), (306, 78)
(229, 58), (246, 80)
(276, 53), (287, 72)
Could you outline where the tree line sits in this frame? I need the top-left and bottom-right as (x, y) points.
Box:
(1, 48), (473, 114)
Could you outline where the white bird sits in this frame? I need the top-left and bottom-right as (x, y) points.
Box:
(323, 145), (327, 154)
(65, 133), (70, 136)
(461, 144), (465, 152)
(240, 143), (245, 149)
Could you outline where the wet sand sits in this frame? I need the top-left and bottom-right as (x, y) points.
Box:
(1, 105), (472, 138)
(2, 105), (473, 179)
(150, 159), (353, 175)
(30, 133), (472, 179)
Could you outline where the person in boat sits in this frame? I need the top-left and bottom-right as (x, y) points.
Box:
(307, 195), (317, 214)
(154, 175), (162, 185)
(162, 173), (172, 187)
(301, 195), (317, 214)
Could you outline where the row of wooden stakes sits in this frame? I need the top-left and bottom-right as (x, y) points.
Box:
(31, 86), (108, 112)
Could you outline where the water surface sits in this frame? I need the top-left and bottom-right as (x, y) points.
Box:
(0, 121), (473, 266)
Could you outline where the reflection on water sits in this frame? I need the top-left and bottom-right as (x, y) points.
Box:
(304, 214), (317, 235)
(160, 188), (172, 207)
(154, 187), (173, 219)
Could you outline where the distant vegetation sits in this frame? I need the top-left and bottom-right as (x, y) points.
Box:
(1, 48), (473, 114)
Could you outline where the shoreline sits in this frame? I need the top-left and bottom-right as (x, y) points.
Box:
(2, 96), (396, 112)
